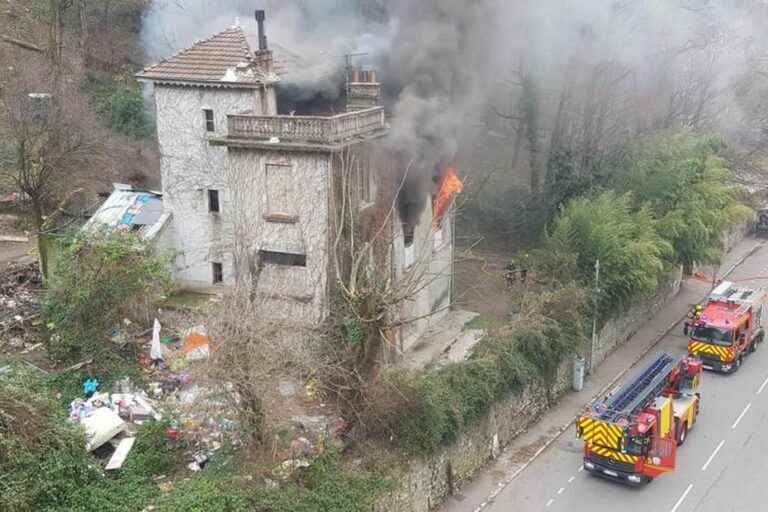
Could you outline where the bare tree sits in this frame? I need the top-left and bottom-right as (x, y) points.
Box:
(205, 286), (312, 446)
(0, 52), (105, 278)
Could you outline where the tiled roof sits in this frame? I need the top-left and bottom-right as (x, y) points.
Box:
(136, 26), (265, 86)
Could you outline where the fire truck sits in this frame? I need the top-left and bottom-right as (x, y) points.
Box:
(577, 352), (702, 486)
(688, 281), (768, 373)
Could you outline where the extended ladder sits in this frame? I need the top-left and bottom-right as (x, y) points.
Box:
(599, 353), (675, 422)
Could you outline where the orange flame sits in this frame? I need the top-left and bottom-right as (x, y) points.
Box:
(432, 167), (463, 229)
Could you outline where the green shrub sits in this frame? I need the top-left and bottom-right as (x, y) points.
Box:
(0, 364), (111, 511)
(42, 233), (172, 362)
(154, 470), (252, 512)
(541, 191), (672, 318)
(610, 132), (753, 271)
(83, 71), (154, 139)
(253, 450), (393, 512)
(123, 420), (185, 478)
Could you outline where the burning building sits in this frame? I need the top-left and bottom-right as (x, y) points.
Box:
(136, 11), (461, 352)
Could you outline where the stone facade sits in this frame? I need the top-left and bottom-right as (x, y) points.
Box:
(153, 84), (277, 290)
(141, 27), (454, 330)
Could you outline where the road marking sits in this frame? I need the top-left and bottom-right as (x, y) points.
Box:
(568, 476), (575, 483)
(578, 466), (584, 472)
(670, 484), (694, 512)
(701, 440), (725, 471)
(732, 403), (752, 429)
(545, 498), (554, 507)
(758, 376), (768, 395)
(557, 487), (565, 495)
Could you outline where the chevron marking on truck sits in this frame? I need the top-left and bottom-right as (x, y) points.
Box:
(589, 444), (638, 464)
(578, 416), (623, 450)
(689, 341), (732, 361)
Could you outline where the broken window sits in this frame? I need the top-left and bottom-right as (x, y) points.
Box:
(203, 109), (215, 132)
(208, 189), (220, 213)
(403, 223), (415, 268)
(212, 262), (224, 284)
(403, 223), (415, 247)
(266, 163), (294, 217)
(259, 250), (307, 267)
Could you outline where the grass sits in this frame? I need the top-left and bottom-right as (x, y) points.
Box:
(157, 290), (212, 311)
(464, 313), (505, 333)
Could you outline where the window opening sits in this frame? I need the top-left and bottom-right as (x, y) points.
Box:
(259, 250), (307, 267)
(203, 109), (215, 132)
(212, 262), (224, 284)
(208, 189), (220, 213)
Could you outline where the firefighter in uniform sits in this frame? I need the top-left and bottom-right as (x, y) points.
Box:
(684, 304), (703, 336)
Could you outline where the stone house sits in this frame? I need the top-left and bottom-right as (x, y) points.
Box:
(136, 15), (458, 352)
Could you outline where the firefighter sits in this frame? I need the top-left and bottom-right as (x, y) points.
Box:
(504, 260), (517, 287)
(684, 304), (703, 336)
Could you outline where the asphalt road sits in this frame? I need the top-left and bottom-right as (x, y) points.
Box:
(486, 245), (768, 512)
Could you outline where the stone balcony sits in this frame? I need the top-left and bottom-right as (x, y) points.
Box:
(212, 106), (388, 152)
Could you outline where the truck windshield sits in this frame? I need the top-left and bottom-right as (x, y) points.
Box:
(624, 432), (650, 456)
(691, 325), (732, 346)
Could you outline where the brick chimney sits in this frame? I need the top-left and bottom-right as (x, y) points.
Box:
(346, 66), (381, 112)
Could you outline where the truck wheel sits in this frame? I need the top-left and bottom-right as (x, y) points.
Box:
(677, 422), (688, 446)
(735, 355), (743, 371)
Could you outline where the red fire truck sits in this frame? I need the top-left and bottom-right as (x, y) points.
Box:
(688, 281), (767, 373)
(577, 353), (702, 486)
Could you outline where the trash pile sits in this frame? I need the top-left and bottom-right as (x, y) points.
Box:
(68, 377), (162, 469)
(0, 262), (41, 351)
(68, 319), (236, 473)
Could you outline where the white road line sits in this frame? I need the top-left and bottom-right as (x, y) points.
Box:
(568, 476), (575, 483)
(758, 376), (768, 395)
(732, 403), (752, 429)
(578, 466), (584, 472)
(545, 498), (555, 507)
(557, 487), (565, 495)
(670, 484), (694, 512)
(701, 440), (725, 471)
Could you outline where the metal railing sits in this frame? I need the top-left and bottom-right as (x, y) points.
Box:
(227, 106), (386, 144)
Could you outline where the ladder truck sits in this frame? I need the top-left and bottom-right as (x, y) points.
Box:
(688, 281), (768, 373)
(577, 352), (702, 486)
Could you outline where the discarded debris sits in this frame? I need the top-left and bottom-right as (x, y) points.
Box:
(150, 318), (163, 362)
(181, 326), (210, 361)
(83, 407), (127, 451)
(19, 342), (42, 354)
(0, 235), (29, 243)
(105, 436), (136, 470)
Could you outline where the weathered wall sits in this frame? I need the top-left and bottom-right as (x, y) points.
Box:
(375, 267), (684, 512)
(392, 202), (453, 353)
(154, 84), (267, 288)
(225, 148), (331, 324)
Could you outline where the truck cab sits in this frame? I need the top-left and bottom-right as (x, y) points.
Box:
(688, 281), (766, 372)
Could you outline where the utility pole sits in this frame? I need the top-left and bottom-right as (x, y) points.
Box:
(589, 259), (600, 374)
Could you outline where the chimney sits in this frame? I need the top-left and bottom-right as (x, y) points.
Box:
(346, 68), (381, 112)
(255, 9), (267, 51)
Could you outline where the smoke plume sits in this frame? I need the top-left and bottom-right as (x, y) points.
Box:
(140, 1), (768, 219)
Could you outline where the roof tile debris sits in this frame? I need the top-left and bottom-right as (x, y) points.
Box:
(136, 26), (267, 86)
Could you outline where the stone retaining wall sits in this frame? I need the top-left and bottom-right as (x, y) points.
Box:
(375, 268), (683, 512)
(376, 222), (751, 512)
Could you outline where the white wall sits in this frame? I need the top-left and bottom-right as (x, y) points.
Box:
(392, 200), (454, 352)
(153, 84), (266, 288)
(225, 148), (331, 323)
